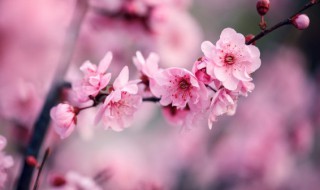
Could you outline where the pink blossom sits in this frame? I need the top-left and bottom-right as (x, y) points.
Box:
(191, 57), (213, 85)
(133, 51), (160, 79)
(202, 28), (261, 90)
(292, 14), (310, 30)
(150, 6), (202, 68)
(133, 51), (161, 94)
(0, 135), (14, 189)
(96, 66), (142, 131)
(50, 103), (77, 139)
(0, 136), (6, 150)
(73, 52), (112, 102)
(50, 171), (102, 190)
(236, 81), (255, 97)
(208, 88), (238, 129)
(152, 67), (208, 109)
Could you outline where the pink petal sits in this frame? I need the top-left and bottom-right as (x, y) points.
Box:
(113, 66), (129, 90)
(220, 28), (237, 41)
(99, 73), (112, 90)
(133, 51), (144, 71)
(233, 68), (252, 81)
(57, 123), (75, 139)
(97, 52), (112, 73)
(213, 66), (229, 81)
(222, 76), (238, 91)
(123, 83), (139, 94)
(201, 41), (215, 59)
(88, 75), (100, 86)
(94, 104), (106, 125)
(145, 53), (160, 76)
(83, 86), (99, 96)
(80, 61), (97, 75)
(0, 136), (7, 150)
(136, 51), (145, 64)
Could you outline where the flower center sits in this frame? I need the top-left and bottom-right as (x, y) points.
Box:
(179, 79), (190, 90)
(224, 55), (235, 65)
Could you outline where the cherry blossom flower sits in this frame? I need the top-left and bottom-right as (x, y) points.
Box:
(208, 88), (238, 129)
(50, 103), (77, 139)
(133, 51), (160, 79)
(0, 135), (14, 189)
(152, 67), (208, 109)
(73, 52), (112, 102)
(191, 57), (213, 85)
(133, 51), (161, 93)
(202, 28), (261, 91)
(96, 66), (142, 131)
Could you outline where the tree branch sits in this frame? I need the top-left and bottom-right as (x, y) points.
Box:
(246, 1), (319, 45)
(15, 1), (88, 189)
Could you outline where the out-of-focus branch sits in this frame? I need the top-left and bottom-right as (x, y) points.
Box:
(15, 1), (88, 189)
(246, 1), (319, 45)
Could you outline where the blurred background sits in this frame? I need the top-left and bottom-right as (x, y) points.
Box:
(0, 0), (320, 189)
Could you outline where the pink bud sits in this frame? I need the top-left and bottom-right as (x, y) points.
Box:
(292, 14), (310, 30)
(50, 103), (77, 139)
(256, 0), (270, 16)
(26, 156), (39, 167)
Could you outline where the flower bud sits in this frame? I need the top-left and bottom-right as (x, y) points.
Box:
(26, 156), (39, 167)
(50, 175), (67, 187)
(256, 0), (270, 16)
(245, 34), (256, 45)
(292, 14), (310, 30)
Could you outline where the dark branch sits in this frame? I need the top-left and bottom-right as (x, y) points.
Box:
(246, 1), (319, 45)
(15, 1), (88, 189)
(143, 97), (161, 102)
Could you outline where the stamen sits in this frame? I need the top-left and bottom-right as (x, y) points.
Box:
(225, 55), (235, 65)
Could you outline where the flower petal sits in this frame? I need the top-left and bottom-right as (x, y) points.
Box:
(113, 66), (129, 90)
(97, 52), (112, 73)
(201, 41), (216, 59)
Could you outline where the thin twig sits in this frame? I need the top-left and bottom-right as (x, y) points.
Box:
(246, 1), (320, 45)
(143, 97), (161, 102)
(32, 148), (50, 190)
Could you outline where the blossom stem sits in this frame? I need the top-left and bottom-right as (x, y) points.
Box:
(32, 148), (50, 190)
(246, 1), (319, 45)
(15, 1), (88, 189)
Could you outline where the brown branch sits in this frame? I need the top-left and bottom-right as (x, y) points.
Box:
(15, 1), (88, 189)
(246, 1), (319, 45)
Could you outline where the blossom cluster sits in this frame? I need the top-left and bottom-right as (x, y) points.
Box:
(50, 28), (261, 139)
(0, 135), (14, 189)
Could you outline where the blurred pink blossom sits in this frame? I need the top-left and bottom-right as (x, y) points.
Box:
(50, 103), (77, 139)
(0, 135), (14, 189)
(50, 171), (102, 190)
